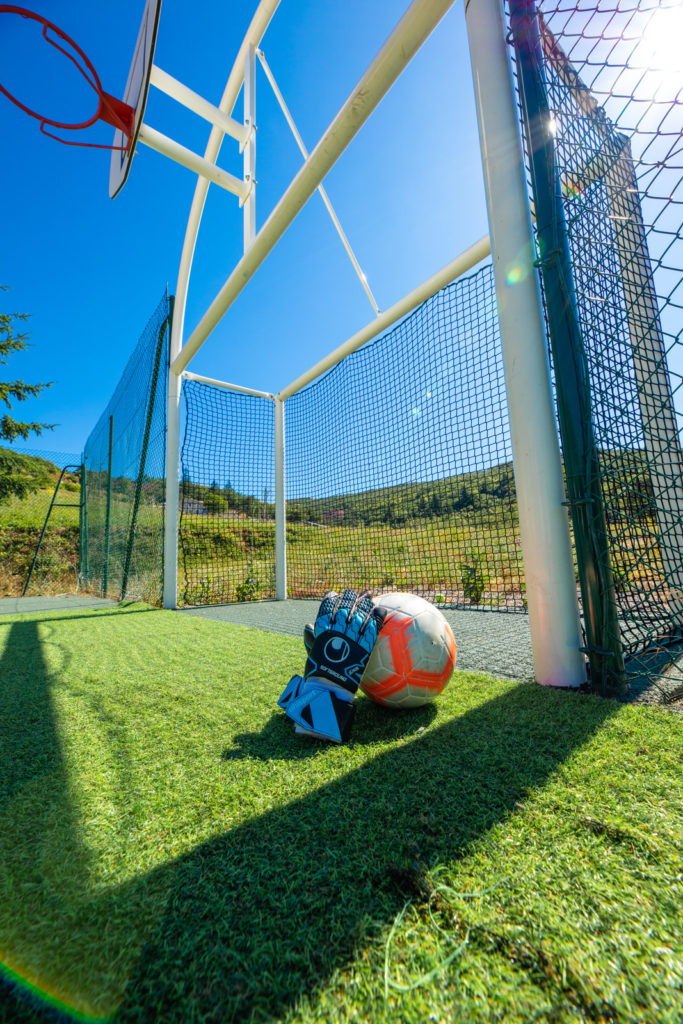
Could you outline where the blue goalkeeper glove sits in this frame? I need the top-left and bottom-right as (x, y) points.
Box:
(277, 589), (386, 743)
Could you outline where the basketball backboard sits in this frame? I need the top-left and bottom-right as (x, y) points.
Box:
(109, 0), (162, 198)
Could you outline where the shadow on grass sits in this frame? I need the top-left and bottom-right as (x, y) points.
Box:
(0, 620), (91, 1023)
(115, 686), (617, 1023)
(0, 605), (161, 628)
(224, 700), (439, 760)
(0, 620), (62, 813)
(0, 613), (618, 1024)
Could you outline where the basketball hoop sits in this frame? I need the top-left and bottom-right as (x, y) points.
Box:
(2, 0), (252, 204)
(0, 5), (134, 149)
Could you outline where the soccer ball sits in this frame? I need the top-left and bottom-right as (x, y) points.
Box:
(360, 593), (456, 709)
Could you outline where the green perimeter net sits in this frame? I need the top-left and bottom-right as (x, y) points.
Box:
(83, 293), (171, 603)
(518, 0), (683, 690)
(179, 265), (526, 610)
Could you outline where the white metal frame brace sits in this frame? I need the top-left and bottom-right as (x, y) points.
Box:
(181, 371), (274, 400)
(171, 0), (459, 376)
(257, 49), (381, 316)
(139, 64), (255, 205)
(149, 65), (249, 146)
(138, 123), (250, 200)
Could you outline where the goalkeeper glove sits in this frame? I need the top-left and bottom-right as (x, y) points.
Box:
(277, 589), (386, 743)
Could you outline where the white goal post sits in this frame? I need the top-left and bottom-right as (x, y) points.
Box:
(163, 0), (586, 689)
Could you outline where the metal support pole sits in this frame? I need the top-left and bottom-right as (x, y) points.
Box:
(79, 461), (88, 587)
(465, 0), (586, 687)
(509, 0), (625, 693)
(274, 397), (286, 600)
(103, 415), (114, 597)
(243, 44), (256, 252)
(164, 366), (181, 609)
(83, 461), (89, 585)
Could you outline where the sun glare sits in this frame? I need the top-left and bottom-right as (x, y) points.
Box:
(631, 3), (683, 96)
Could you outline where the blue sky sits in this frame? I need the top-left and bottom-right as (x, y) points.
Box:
(1, 0), (489, 458)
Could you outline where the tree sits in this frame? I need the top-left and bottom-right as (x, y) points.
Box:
(0, 288), (55, 502)
(203, 492), (227, 515)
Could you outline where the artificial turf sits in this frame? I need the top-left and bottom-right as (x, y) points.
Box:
(0, 603), (681, 1023)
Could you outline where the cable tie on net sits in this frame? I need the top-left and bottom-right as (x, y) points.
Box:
(534, 246), (563, 269)
(561, 496), (594, 507)
(579, 645), (615, 658)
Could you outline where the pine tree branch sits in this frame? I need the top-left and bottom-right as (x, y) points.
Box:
(0, 379), (53, 407)
(0, 415), (55, 442)
(0, 289), (54, 441)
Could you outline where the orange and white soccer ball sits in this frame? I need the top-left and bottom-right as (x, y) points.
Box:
(360, 593), (456, 709)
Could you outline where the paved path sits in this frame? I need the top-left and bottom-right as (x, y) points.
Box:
(180, 600), (535, 681)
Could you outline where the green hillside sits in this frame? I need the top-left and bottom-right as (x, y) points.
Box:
(0, 448), (81, 597)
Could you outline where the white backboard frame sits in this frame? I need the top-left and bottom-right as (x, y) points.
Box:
(109, 0), (162, 199)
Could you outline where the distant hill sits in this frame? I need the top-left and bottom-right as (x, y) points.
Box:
(180, 447), (655, 527)
(180, 461), (518, 526)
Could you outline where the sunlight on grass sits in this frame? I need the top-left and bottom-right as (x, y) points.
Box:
(0, 603), (681, 1022)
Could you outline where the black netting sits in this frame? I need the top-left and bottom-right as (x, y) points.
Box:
(179, 380), (275, 605)
(515, 0), (683, 691)
(179, 267), (525, 610)
(82, 292), (171, 603)
(286, 266), (523, 608)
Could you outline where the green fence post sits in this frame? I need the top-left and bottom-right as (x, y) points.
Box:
(82, 461), (90, 585)
(79, 461), (87, 586)
(121, 307), (172, 600)
(510, 0), (625, 694)
(103, 415), (114, 597)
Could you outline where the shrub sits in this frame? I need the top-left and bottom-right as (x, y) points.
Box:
(459, 551), (490, 604)
(235, 561), (260, 602)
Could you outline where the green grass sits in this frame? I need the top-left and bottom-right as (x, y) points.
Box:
(0, 604), (681, 1023)
(0, 485), (81, 532)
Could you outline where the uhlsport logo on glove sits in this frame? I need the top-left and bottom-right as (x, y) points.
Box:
(323, 637), (350, 663)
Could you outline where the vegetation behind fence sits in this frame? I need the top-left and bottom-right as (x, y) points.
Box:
(0, 447), (81, 597)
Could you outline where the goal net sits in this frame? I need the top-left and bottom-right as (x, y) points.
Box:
(178, 264), (526, 610)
